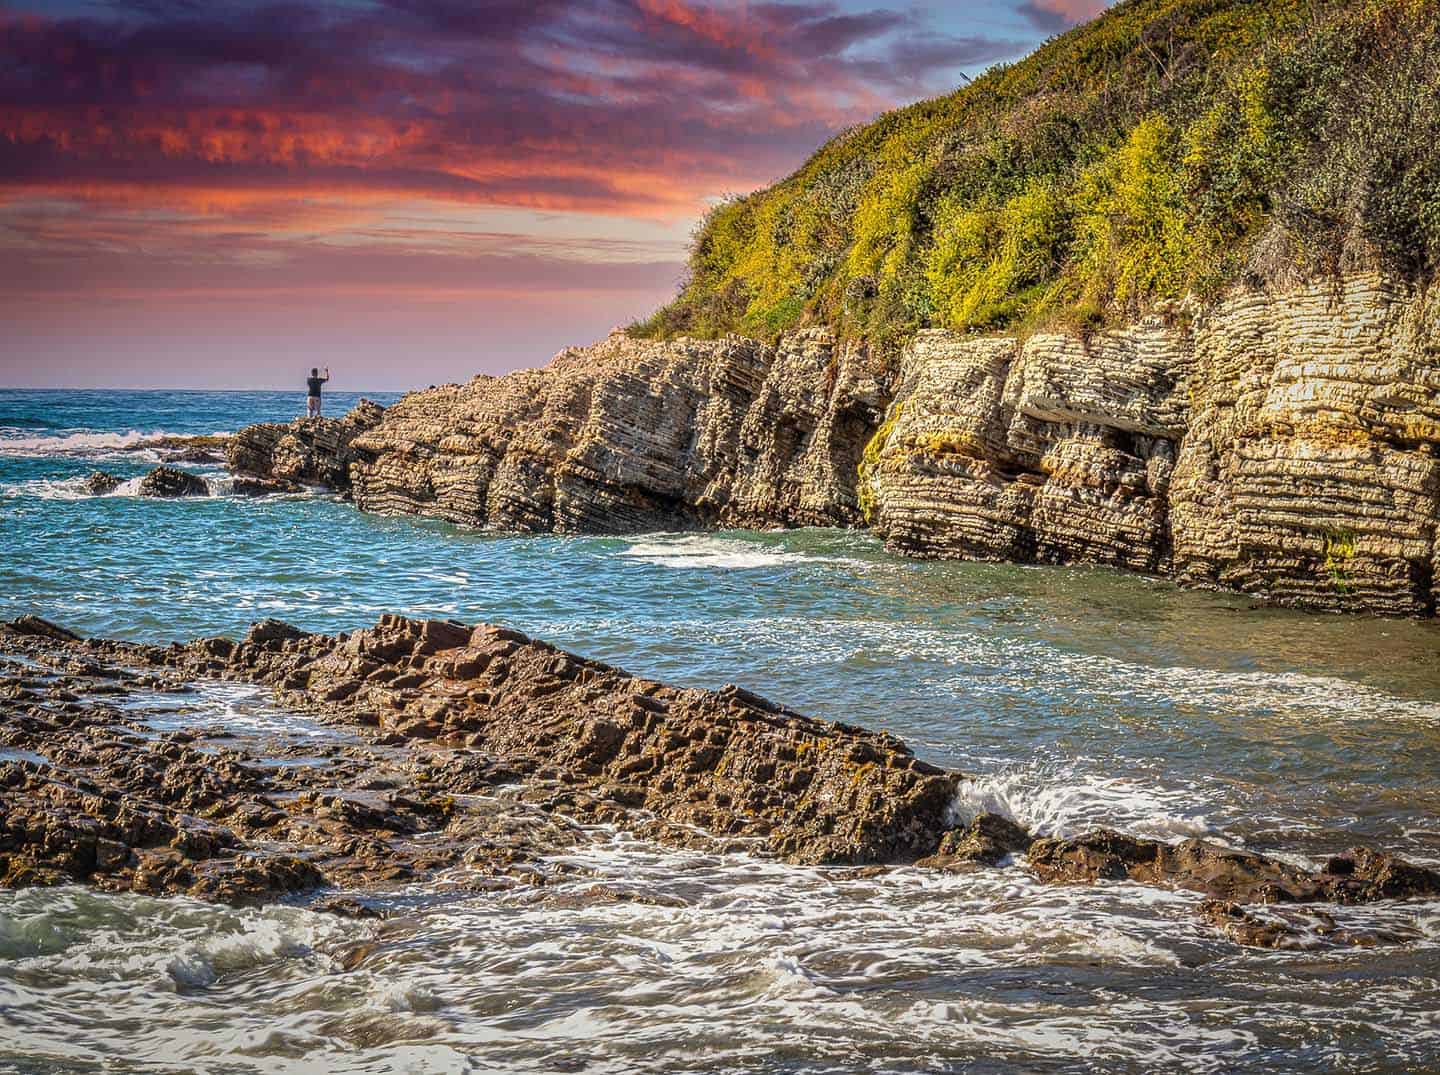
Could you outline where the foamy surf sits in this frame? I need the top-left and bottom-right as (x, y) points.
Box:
(0, 428), (230, 459)
(619, 534), (861, 570)
(948, 764), (1216, 842)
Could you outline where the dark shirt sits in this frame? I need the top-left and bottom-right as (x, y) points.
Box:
(306, 376), (326, 398)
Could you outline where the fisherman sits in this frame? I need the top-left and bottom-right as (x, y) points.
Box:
(306, 366), (330, 418)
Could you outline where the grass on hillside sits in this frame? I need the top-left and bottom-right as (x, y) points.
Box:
(631, 0), (1440, 351)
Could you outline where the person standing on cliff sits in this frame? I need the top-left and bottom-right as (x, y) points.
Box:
(306, 367), (330, 418)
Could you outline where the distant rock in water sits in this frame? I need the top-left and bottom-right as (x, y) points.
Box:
(227, 399), (385, 490)
(137, 466), (209, 498)
(83, 471), (121, 496)
(229, 476), (303, 497)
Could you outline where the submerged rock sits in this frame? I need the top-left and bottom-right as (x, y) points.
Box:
(917, 812), (1034, 868)
(137, 466), (209, 498)
(83, 470), (121, 495)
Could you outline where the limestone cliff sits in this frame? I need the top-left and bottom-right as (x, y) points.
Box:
(346, 329), (888, 532)
(224, 273), (1440, 616)
(865, 273), (1440, 616)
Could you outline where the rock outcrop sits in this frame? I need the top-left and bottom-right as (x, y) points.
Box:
(866, 274), (1440, 615)
(345, 330), (888, 531)
(227, 399), (386, 490)
(220, 275), (1440, 616)
(137, 466), (209, 498)
(7, 616), (1440, 944)
(2, 614), (957, 867)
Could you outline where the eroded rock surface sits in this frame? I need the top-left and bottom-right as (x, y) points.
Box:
(867, 274), (1440, 615)
(227, 399), (386, 490)
(344, 330), (888, 531)
(2, 614), (957, 868)
(5, 617), (1440, 946)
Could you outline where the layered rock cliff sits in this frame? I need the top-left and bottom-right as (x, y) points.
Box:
(223, 273), (1440, 617)
(866, 273), (1440, 616)
(346, 329), (888, 532)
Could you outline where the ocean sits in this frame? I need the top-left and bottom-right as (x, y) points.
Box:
(3, 389), (1440, 1073)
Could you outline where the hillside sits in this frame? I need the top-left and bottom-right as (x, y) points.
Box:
(632, 0), (1440, 349)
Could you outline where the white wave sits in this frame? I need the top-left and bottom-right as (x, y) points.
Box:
(949, 764), (1215, 842)
(619, 534), (855, 571)
(0, 473), (215, 500)
(0, 428), (230, 459)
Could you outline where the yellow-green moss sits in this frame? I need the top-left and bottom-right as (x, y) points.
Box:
(1322, 527), (1358, 593)
(857, 400), (906, 524)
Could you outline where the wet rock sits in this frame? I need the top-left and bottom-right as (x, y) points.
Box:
(84, 471), (122, 495)
(4, 614), (959, 867)
(918, 813), (1034, 869)
(245, 619), (309, 645)
(230, 477), (304, 496)
(137, 466), (209, 498)
(165, 447), (225, 464)
(4, 616), (80, 643)
(1027, 829), (1440, 905)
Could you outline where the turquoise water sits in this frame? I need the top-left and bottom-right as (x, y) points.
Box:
(5, 389), (1440, 1073)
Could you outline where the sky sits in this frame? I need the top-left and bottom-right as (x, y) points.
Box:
(0, 0), (1108, 389)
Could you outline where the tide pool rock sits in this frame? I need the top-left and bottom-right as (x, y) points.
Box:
(83, 471), (121, 495)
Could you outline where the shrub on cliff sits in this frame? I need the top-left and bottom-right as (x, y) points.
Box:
(631, 0), (1440, 348)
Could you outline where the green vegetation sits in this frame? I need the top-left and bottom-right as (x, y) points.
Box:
(1322, 527), (1358, 593)
(631, 0), (1440, 350)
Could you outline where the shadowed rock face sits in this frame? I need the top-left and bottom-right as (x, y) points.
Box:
(137, 466), (209, 498)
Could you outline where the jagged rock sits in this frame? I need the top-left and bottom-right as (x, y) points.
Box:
(7, 614), (957, 867)
(229, 477), (303, 497)
(7, 616), (80, 642)
(343, 329), (889, 532)
(1027, 829), (1440, 904)
(227, 399), (386, 490)
(84, 471), (121, 495)
(244, 619), (308, 645)
(917, 812), (1035, 868)
(137, 466), (209, 498)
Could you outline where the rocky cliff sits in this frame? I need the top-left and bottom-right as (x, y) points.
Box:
(228, 399), (386, 490)
(866, 273), (1440, 616)
(346, 329), (887, 532)
(224, 273), (1440, 616)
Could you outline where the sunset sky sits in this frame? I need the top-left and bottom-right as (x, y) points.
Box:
(0, 0), (1107, 389)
